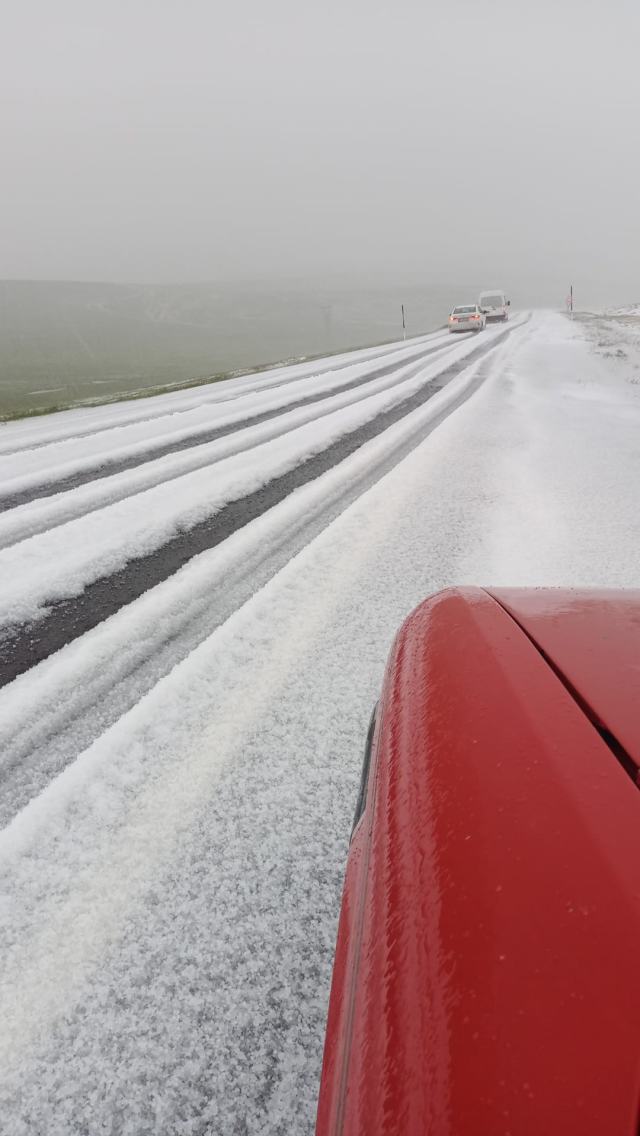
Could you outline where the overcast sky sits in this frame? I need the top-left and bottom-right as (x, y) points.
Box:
(2, 0), (639, 299)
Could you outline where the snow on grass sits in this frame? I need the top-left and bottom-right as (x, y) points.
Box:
(604, 303), (640, 316)
(577, 310), (640, 393)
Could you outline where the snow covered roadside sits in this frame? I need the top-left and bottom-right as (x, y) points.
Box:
(603, 303), (640, 316)
(0, 325), (517, 627)
(0, 336), (463, 549)
(1, 313), (640, 1134)
(0, 327), (523, 1098)
(578, 309), (640, 394)
(0, 330), (445, 457)
(0, 335), (454, 493)
(0, 340), (501, 821)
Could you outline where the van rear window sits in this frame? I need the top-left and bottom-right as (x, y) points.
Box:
(481, 295), (503, 307)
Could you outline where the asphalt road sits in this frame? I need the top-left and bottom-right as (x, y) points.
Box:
(0, 321), (520, 686)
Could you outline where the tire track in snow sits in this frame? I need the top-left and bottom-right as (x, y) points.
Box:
(0, 322), (523, 688)
(0, 338), (459, 511)
(0, 331), (446, 457)
(0, 344), (461, 550)
(0, 326), (518, 827)
(0, 333), (506, 630)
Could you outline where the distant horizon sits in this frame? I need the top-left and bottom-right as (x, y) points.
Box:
(0, 275), (634, 312)
(1, 275), (635, 419)
(4, 0), (637, 311)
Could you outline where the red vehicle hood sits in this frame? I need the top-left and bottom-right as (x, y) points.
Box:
(317, 586), (640, 1136)
(488, 587), (640, 772)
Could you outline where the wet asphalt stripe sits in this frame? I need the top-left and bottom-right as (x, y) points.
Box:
(0, 343), (462, 552)
(0, 334), (444, 458)
(0, 338), (463, 513)
(0, 327), (513, 689)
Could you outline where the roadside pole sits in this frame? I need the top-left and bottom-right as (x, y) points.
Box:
(402, 304), (406, 341)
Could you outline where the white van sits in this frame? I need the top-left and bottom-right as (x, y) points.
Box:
(478, 291), (511, 322)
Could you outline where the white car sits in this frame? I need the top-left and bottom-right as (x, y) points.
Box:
(479, 290), (510, 321)
(448, 304), (486, 333)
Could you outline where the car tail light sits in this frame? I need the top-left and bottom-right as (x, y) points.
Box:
(449, 316), (457, 321)
(470, 314), (479, 319)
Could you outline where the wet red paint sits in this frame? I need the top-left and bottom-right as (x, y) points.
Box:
(488, 587), (640, 769)
(316, 587), (640, 1136)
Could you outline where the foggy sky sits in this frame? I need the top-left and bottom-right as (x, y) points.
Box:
(3, 0), (639, 302)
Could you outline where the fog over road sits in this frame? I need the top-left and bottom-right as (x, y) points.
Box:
(1, 311), (639, 1134)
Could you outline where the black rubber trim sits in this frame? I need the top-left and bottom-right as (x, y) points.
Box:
(351, 703), (378, 839)
(333, 681), (388, 1136)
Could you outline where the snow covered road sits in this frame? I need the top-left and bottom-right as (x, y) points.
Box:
(1, 312), (639, 1134)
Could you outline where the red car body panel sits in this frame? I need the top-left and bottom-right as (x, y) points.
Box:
(488, 587), (640, 770)
(316, 586), (640, 1136)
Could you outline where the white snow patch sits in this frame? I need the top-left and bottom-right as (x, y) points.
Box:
(2, 312), (639, 1134)
(0, 328), (507, 626)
